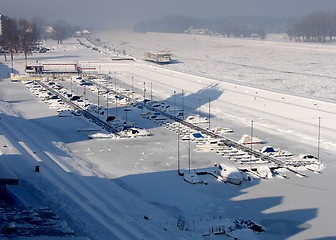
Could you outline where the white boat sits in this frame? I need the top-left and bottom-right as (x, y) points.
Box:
(256, 165), (272, 179)
(185, 115), (208, 124)
(88, 133), (114, 139)
(218, 163), (243, 185)
(211, 127), (234, 135)
(238, 134), (263, 145)
(196, 140), (228, 152)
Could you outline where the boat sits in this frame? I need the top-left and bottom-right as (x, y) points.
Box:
(119, 127), (150, 138)
(88, 133), (114, 139)
(218, 163), (243, 185)
(238, 134), (263, 145)
(211, 127), (234, 135)
(196, 140), (228, 152)
(185, 115), (208, 124)
(260, 146), (293, 159)
(256, 165), (272, 179)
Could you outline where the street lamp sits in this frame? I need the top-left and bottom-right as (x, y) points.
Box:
(114, 71), (117, 93)
(143, 82), (146, 104)
(106, 90), (109, 117)
(250, 119), (254, 167)
(97, 88), (100, 120)
(131, 76), (134, 100)
(150, 82), (153, 102)
(181, 89), (184, 119)
(208, 98), (211, 130)
(173, 91), (176, 118)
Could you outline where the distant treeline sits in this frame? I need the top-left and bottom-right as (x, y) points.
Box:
(133, 16), (299, 39)
(134, 12), (336, 43)
(0, 15), (76, 62)
(287, 11), (336, 42)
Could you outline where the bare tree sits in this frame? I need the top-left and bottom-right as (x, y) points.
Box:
(18, 18), (38, 64)
(0, 15), (20, 72)
(288, 11), (336, 43)
(52, 20), (72, 44)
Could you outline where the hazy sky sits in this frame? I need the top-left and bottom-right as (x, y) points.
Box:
(1, 0), (335, 29)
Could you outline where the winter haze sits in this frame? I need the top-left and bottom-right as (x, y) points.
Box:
(1, 0), (336, 29)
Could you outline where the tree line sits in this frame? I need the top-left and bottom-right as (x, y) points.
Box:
(287, 11), (336, 42)
(0, 15), (75, 63)
(134, 12), (336, 43)
(133, 16), (298, 40)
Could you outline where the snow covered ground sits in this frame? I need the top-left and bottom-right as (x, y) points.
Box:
(0, 31), (335, 240)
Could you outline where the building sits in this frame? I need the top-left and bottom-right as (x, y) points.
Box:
(185, 27), (212, 35)
(25, 62), (81, 75)
(74, 29), (91, 38)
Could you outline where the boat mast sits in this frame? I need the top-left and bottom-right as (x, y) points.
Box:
(317, 117), (321, 161)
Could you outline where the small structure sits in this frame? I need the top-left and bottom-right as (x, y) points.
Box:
(25, 64), (44, 74)
(25, 62), (81, 75)
(185, 27), (212, 35)
(74, 29), (91, 38)
(144, 51), (172, 63)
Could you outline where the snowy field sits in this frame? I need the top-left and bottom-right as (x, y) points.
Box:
(0, 30), (335, 240)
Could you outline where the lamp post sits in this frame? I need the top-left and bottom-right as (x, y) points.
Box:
(198, 98), (201, 126)
(250, 119), (254, 167)
(11, 55), (13, 73)
(143, 82), (146, 104)
(150, 82), (153, 102)
(208, 98), (211, 130)
(106, 90), (109, 117)
(177, 122), (180, 175)
(181, 89), (184, 119)
(173, 91), (176, 118)
(131, 76), (134, 100)
(114, 71), (117, 93)
(115, 95), (118, 125)
(97, 88), (100, 120)
(84, 84), (86, 106)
